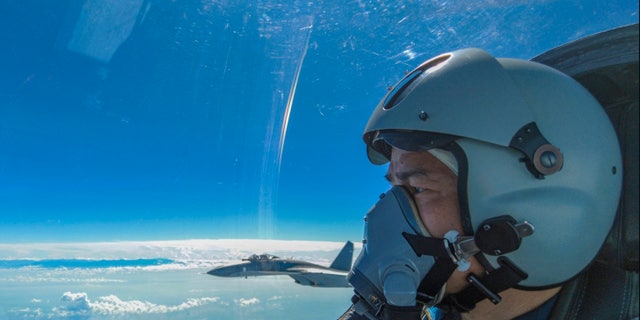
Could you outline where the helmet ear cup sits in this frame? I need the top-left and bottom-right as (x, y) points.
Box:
(457, 58), (622, 288)
(532, 24), (638, 272)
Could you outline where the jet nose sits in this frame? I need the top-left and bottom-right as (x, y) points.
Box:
(207, 262), (251, 277)
(207, 266), (229, 276)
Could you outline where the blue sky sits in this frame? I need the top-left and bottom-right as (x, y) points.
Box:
(0, 0), (637, 242)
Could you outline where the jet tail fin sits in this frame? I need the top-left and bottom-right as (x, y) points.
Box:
(329, 241), (354, 271)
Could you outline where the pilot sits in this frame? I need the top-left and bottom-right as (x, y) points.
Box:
(340, 48), (637, 319)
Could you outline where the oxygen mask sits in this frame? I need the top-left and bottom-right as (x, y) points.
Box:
(345, 186), (531, 319)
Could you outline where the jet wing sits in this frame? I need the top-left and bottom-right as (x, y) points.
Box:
(287, 266), (346, 275)
(287, 267), (350, 287)
(288, 272), (350, 287)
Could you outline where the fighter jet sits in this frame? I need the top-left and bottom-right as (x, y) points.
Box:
(207, 241), (354, 287)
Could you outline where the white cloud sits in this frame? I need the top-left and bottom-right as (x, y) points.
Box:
(59, 292), (91, 314)
(234, 297), (260, 307)
(56, 291), (221, 316)
(10, 307), (43, 318)
(265, 295), (284, 310)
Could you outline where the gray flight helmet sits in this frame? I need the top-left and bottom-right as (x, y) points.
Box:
(363, 48), (622, 288)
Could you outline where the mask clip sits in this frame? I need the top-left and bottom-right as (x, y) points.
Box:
(444, 231), (479, 272)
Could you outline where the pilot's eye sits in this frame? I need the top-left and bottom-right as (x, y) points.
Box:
(413, 187), (426, 194)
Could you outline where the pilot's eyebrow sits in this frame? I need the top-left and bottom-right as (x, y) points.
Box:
(385, 168), (428, 183)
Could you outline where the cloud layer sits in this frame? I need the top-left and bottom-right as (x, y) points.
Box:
(0, 239), (357, 262)
(11, 291), (292, 319)
(1, 239), (357, 319)
(60, 291), (221, 315)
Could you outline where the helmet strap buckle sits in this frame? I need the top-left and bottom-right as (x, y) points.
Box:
(448, 256), (529, 311)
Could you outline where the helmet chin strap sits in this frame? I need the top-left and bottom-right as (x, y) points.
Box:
(402, 232), (468, 306)
(446, 256), (528, 312)
(404, 215), (533, 312)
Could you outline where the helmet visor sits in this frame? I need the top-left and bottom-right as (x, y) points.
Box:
(366, 130), (458, 164)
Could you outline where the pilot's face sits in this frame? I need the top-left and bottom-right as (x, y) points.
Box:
(386, 146), (484, 294)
